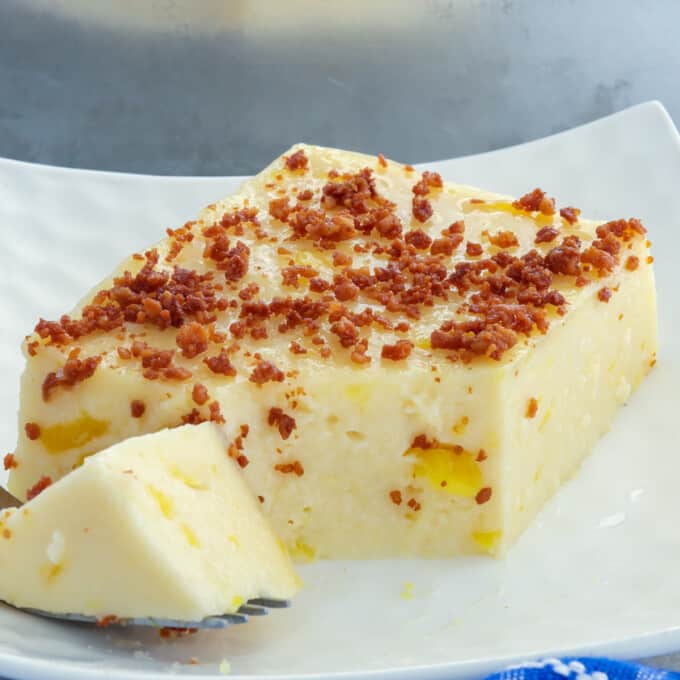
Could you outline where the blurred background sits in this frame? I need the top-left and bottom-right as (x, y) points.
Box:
(1, 0), (679, 175)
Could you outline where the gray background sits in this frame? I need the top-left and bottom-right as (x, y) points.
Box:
(1, 0), (679, 175)
(1, 0), (680, 673)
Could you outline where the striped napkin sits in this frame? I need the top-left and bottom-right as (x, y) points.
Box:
(491, 659), (678, 680)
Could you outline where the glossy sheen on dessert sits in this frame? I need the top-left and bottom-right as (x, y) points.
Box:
(0, 424), (299, 619)
(9, 144), (657, 557)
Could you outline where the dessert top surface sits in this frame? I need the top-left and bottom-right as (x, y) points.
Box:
(27, 143), (651, 395)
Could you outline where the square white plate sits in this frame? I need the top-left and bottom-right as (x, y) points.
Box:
(0, 101), (678, 680)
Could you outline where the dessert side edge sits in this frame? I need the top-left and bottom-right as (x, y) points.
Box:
(0, 142), (657, 618)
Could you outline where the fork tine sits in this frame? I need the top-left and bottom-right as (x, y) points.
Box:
(237, 604), (268, 616)
(133, 613), (249, 628)
(22, 608), (96, 624)
(247, 597), (291, 608)
(10, 598), (291, 629)
(18, 606), (250, 628)
(31, 609), (250, 628)
(195, 614), (249, 628)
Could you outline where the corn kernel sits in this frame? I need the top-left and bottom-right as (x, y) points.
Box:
(401, 582), (414, 599)
(407, 446), (482, 497)
(289, 538), (315, 563)
(168, 464), (207, 490)
(41, 415), (109, 454)
(181, 524), (200, 548)
(147, 485), (174, 519)
(472, 530), (502, 554)
(345, 384), (371, 405)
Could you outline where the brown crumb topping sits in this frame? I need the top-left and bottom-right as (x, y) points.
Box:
(351, 337), (371, 364)
(159, 627), (198, 639)
(412, 196), (433, 223)
(389, 490), (402, 505)
(525, 397), (538, 418)
(26, 475), (52, 501)
(598, 287), (613, 303)
(581, 246), (616, 275)
(560, 206), (581, 224)
(290, 207), (357, 247)
(407, 498), (421, 512)
(488, 231), (519, 249)
(204, 350), (236, 377)
(285, 149), (309, 171)
(96, 615), (120, 628)
(268, 407), (297, 440)
(430, 237), (455, 256)
(405, 229), (433, 250)
(34, 250), (228, 347)
(42, 356), (101, 401)
(545, 236), (581, 275)
(249, 360), (285, 385)
(381, 339), (413, 361)
(226, 426), (249, 463)
(175, 322), (209, 358)
(322, 167), (389, 216)
(25, 158), (650, 377)
(466, 242), (483, 257)
(181, 408), (205, 425)
(269, 197), (292, 223)
(222, 241), (251, 282)
(597, 218), (646, 241)
(513, 188), (555, 215)
(331, 251), (351, 267)
(117, 346), (132, 360)
(411, 434), (434, 449)
(25, 422), (41, 440)
(412, 171), (443, 195)
(209, 401), (225, 424)
(131, 341), (192, 381)
(431, 321), (517, 361)
(330, 316), (360, 347)
(289, 341), (307, 355)
(535, 226), (559, 244)
(275, 460), (304, 476)
(130, 400), (146, 418)
(282, 265), (318, 289)
(192, 383), (209, 405)
(475, 487), (492, 505)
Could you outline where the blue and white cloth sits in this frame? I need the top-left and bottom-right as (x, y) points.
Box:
(490, 659), (679, 680)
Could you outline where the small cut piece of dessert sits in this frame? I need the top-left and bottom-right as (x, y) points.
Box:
(0, 424), (299, 620)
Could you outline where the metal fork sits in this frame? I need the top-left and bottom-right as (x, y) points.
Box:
(17, 598), (291, 629)
(0, 486), (290, 629)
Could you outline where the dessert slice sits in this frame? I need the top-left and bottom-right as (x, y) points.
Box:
(9, 144), (657, 557)
(0, 423), (299, 620)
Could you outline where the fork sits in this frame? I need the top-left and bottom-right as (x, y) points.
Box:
(0, 486), (290, 629)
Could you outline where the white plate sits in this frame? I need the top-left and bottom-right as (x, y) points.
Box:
(0, 101), (678, 680)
